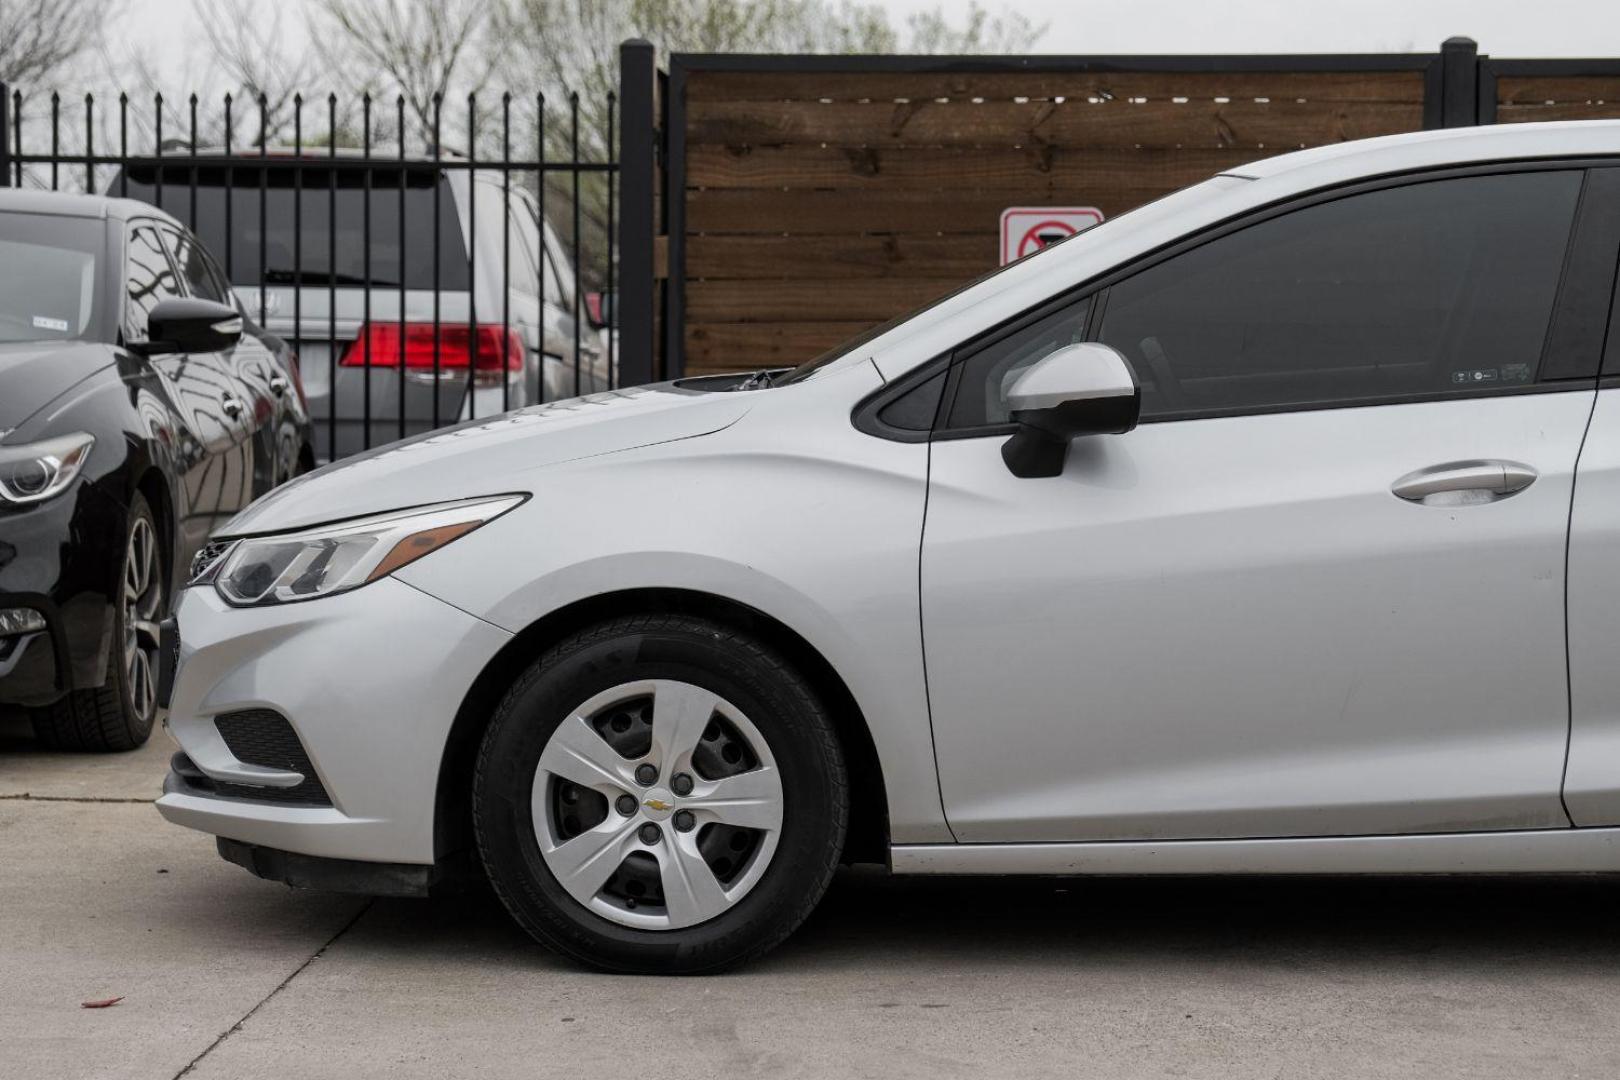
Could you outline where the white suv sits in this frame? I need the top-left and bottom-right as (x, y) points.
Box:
(158, 121), (1620, 973)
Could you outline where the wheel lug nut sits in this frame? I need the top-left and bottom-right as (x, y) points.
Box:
(674, 810), (695, 832)
(635, 763), (658, 786)
(615, 794), (637, 816)
(671, 773), (694, 796)
(638, 823), (662, 845)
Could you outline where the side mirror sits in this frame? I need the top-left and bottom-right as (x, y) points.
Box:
(1001, 342), (1140, 478)
(136, 298), (243, 356)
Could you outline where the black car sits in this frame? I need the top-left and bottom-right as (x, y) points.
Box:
(0, 189), (313, 751)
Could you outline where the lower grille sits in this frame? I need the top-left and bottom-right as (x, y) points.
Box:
(207, 710), (333, 806)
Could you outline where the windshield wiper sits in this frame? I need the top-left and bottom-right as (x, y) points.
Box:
(734, 370), (774, 391)
(261, 267), (395, 287)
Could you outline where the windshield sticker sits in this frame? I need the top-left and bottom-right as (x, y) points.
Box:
(32, 315), (69, 332)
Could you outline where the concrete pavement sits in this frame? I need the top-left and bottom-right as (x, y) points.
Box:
(4, 710), (1620, 1079)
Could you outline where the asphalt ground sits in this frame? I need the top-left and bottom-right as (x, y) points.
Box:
(4, 710), (1620, 1079)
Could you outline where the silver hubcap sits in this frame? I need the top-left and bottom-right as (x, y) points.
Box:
(122, 516), (162, 726)
(531, 679), (784, 931)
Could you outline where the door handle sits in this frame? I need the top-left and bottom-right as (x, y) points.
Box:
(268, 375), (289, 397)
(221, 395), (245, 420)
(1391, 460), (1537, 504)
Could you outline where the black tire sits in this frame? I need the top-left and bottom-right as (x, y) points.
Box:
(31, 493), (164, 753)
(473, 614), (848, 974)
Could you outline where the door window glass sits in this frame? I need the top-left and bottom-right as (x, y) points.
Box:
(125, 224), (184, 342)
(1097, 171), (1582, 418)
(160, 224), (231, 303)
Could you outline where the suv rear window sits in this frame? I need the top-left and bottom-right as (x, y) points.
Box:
(116, 163), (470, 291)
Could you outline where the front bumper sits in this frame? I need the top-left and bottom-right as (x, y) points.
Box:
(154, 576), (511, 866)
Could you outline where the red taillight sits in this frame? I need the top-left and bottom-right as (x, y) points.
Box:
(339, 322), (524, 384)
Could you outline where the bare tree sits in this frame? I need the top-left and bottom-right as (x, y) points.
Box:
(0, 0), (109, 86)
(193, 0), (328, 146)
(311, 0), (504, 149)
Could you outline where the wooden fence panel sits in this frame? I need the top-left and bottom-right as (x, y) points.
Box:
(678, 66), (1428, 375)
(1496, 75), (1620, 123)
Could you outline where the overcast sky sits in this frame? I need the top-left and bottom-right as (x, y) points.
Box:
(109, 0), (1620, 81)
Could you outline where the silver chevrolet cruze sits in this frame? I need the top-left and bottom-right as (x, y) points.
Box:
(159, 121), (1620, 972)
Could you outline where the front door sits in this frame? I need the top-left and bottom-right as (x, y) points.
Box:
(921, 168), (1593, 843)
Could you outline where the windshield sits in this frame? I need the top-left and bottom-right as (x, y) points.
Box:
(115, 163), (470, 290)
(0, 213), (104, 345)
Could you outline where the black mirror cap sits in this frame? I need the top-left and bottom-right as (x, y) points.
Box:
(1001, 389), (1141, 479)
(141, 298), (244, 355)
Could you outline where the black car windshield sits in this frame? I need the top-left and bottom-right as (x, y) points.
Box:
(0, 212), (104, 345)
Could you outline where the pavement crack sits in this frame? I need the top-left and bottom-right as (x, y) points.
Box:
(0, 793), (154, 804)
(172, 898), (374, 1079)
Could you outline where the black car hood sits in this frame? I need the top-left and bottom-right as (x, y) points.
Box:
(0, 340), (115, 435)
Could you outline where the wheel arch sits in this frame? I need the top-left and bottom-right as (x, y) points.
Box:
(434, 587), (891, 872)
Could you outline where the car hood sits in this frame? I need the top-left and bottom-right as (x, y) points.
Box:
(0, 340), (115, 435)
(223, 383), (754, 534)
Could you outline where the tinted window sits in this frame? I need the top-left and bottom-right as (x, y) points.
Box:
(1097, 171), (1582, 419)
(125, 225), (184, 342)
(0, 212), (104, 344)
(947, 297), (1093, 427)
(117, 164), (470, 290)
(159, 224), (231, 303)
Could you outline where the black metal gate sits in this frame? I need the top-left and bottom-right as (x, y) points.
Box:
(0, 84), (620, 463)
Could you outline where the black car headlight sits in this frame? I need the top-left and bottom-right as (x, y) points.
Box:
(189, 495), (524, 606)
(0, 432), (95, 505)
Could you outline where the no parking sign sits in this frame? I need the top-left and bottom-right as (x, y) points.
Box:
(999, 207), (1105, 265)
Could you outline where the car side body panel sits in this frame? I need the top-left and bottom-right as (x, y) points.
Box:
(395, 362), (953, 843)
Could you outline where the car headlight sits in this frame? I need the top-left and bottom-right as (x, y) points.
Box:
(0, 433), (95, 505)
(192, 494), (524, 606)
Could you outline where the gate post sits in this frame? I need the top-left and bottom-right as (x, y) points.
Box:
(0, 85), (11, 188)
(618, 39), (658, 385)
(1440, 36), (1479, 128)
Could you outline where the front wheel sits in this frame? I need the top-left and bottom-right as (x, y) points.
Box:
(31, 493), (165, 752)
(473, 615), (847, 974)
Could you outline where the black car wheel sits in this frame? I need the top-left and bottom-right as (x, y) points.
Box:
(473, 615), (848, 974)
(32, 493), (165, 752)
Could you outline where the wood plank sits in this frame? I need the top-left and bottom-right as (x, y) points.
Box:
(686, 69), (1426, 104)
(1497, 75), (1620, 104)
(685, 98), (1423, 149)
(688, 233), (998, 280)
(687, 277), (965, 322)
(685, 320), (876, 369)
(1496, 102), (1620, 123)
(686, 144), (1255, 190)
(687, 187), (1174, 234)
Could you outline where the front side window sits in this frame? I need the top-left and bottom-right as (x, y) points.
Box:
(160, 224), (231, 303)
(125, 225), (184, 342)
(0, 212), (104, 345)
(947, 297), (1093, 427)
(1097, 170), (1583, 419)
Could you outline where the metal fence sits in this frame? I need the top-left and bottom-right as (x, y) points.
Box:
(0, 83), (621, 464)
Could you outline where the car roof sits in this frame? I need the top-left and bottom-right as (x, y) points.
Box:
(1225, 119), (1620, 185)
(0, 187), (179, 224)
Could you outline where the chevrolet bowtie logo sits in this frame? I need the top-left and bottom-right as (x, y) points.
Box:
(643, 798), (673, 812)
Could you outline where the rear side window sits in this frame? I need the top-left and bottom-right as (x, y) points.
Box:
(117, 164), (471, 291)
(1097, 170), (1583, 419)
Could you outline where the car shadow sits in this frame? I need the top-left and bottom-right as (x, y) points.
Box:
(351, 865), (1620, 976)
